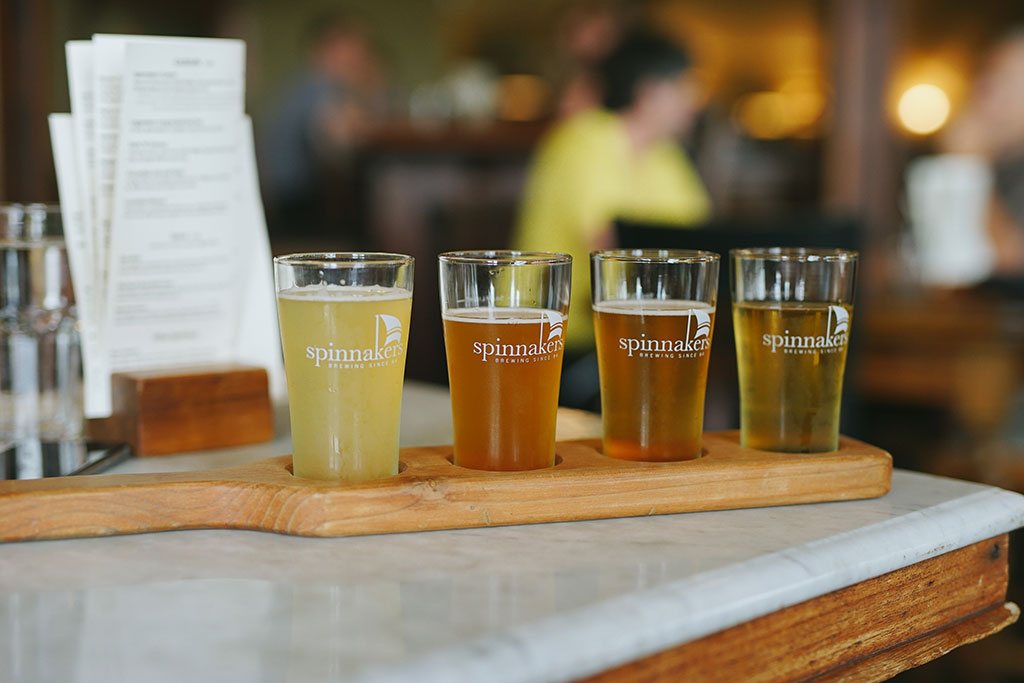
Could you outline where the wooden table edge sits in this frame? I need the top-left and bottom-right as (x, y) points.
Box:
(579, 534), (1016, 683)
(818, 601), (1019, 682)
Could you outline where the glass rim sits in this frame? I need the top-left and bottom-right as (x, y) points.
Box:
(273, 252), (414, 268)
(438, 250), (571, 266)
(730, 247), (858, 262)
(1, 202), (61, 211)
(1, 203), (63, 242)
(592, 248), (719, 264)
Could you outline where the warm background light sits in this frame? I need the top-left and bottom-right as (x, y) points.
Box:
(732, 78), (826, 140)
(897, 83), (951, 135)
(497, 74), (550, 122)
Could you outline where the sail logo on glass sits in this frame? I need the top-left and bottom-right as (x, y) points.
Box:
(618, 308), (712, 359)
(306, 314), (405, 369)
(473, 311), (565, 363)
(762, 305), (849, 354)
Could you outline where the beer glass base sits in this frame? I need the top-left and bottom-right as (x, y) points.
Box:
(739, 435), (840, 454)
(601, 439), (704, 462)
(450, 454), (559, 472)
(289, 462), (401, 483)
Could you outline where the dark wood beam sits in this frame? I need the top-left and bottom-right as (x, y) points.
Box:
(0, 0), (56, 202)
(823, 0), (903, 248)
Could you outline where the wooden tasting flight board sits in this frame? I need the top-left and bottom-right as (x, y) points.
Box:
(0, 433), (892, 543)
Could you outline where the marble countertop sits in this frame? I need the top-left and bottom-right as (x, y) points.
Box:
(2, 383), (1024, 683)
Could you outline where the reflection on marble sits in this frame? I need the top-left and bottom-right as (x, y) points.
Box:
(1, 469), (1022, 683)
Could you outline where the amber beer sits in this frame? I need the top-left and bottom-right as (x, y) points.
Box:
(594, 300), (715, 460)
(591, 250), (720, 462)
(439, 251), (571, 471)
(734, 302), (852, 452)
(443, 308), (565, 470)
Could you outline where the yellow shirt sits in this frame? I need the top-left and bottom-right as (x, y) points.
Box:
(514, 109), (711, 351)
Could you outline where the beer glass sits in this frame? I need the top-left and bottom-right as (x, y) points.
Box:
(274, 253), (413, 481)
(592, 249), (719, 461)
(731, 247), (857, 452)
(439, 251), (571, 471)
(1, 204), (82, 442)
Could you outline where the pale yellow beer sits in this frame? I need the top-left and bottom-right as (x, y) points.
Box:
(593, 300), (715, 461)
(733, 301), (852, 452)
(277, 285), (412, 481)
(443, 307), (565, 471)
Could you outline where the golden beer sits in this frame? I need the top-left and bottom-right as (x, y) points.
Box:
(443, 307), (566, 470)
(594, 300), (715, 461)
(277, 285), (412, 481)
(733, 301), (852, 452)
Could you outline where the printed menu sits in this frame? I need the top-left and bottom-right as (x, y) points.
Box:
(49, 35), (285, 418)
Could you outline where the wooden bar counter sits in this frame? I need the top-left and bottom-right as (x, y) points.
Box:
(1, 383), (1022, 683)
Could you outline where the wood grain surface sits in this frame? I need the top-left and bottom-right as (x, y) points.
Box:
(0, 432), (891, 542)
(86, 364), (274, 456)
(581, 535), (1016, 683)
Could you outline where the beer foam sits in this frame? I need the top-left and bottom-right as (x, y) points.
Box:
(592, 299), (715, 316)
(278, 284), (412, 302)
(443, 307), (566, 323)
(733, 301), (849, 312)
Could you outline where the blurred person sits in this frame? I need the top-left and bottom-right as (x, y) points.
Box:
(515, 32), (710, 407)
(261, 14), (387, 240)
(942, 28), (1024, 279)
(552, 1), (623, 118)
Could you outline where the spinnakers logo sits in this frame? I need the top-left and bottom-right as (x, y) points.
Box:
(830, 305), (849, 335)
(619, 308), (712, 359)
(762, 305), (849, 354)
(544, 311), (564, 342)
(473, 311), (565, 363)
(306, 313), (405, 369)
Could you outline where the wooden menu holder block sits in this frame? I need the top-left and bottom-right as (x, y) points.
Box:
(87, 364), (274, 456)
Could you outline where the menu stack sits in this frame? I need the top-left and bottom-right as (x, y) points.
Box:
(48, 35), (284, 421)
